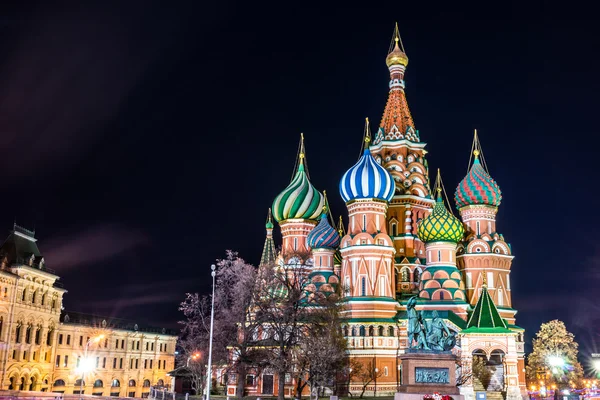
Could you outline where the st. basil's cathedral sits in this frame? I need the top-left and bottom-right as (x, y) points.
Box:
(243, 26), (527, 400)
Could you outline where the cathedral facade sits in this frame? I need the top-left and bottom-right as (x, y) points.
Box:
(243, 27), (526, 400)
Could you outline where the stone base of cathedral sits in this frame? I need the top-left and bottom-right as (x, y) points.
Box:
(397, 352), (461, 397)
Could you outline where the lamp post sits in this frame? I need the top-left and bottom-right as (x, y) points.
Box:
(396, 364), (401, 392)
(206, 264), (216, 400)
(79, 334), (104, 399)
(187, 352), (200, 367)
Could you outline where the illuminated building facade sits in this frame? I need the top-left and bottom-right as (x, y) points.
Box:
(0, 224), (177, 397)
(233, 25), (526, 400)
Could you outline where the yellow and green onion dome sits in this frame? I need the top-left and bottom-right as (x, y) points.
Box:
(417, 192), (464, 243)
(272, 162), (324, 223)
(455, 151), (502, 209)
(307, 213), (340, 249)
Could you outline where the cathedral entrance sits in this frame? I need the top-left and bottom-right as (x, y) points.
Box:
(262, 375), (273, 395)
(471, 349), (506, 392)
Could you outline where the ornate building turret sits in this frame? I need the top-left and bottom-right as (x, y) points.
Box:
(339, 119), (396, 313)
(260, 209), (277, 267)
(272, 134), (324, 261)
(306, 196), (340, 298)
(369, 24), (435, 298)
(416, 172), (468, 318)
(455, 132), (515, 323)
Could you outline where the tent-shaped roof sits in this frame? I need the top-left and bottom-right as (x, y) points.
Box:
(462, 284), (512, 334)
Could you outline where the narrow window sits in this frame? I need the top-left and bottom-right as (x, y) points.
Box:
(80, 336), (84, 346)
(144, 359), (148, 369)
(103, 357), (106, 368)
(507, 273), (511, 290)
(137, 341), (140, 350)
(35, 328), (40, 345)
(47, 329), (53, 346)
(293, 237), (298, 251)
(146, 342), (149, 351)
(498, 289), (504, 306)
(0, 316), (3, 337)
(121, 339), (125, 349)
(66, 335), (71, 345)
(379, 276), (385, 296)
(64, 355), (68, 367)
(96, 357), (100, 368)
(363, 214), (366, 231)
(55, 355), (60, 367)
(22, 289), (26, 302)
(115, 339), (119, 348)
(150, 359), (153, 369)
(487, 272), (494, 288)
(438, 250), (441, 261)
(361, 277), (366, 296)
(120, 358), (123, 369)
(466, 272), (473, 288)
(113, 358), (117, 369)
(151, 343), (154, 351)
(384, 367), (389, 377)
(104, 338), (108, 348)
(440, 291), (445, 300)
(25, 325), (31, 343)
(135, 359), (139, 369)
(476, 221), (480, 235)
(58, 334), (63, 345)
(391, 223), (397, 237)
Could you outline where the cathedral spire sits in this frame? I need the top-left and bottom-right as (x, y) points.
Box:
(375, 23), (418, 143)
(260, 208), (276, 266)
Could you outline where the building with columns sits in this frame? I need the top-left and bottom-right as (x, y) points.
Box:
(0, 224), (177, 397)
(235, 24), (526, 400)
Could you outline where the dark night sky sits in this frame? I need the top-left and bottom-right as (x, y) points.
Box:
(0, 1), (598, 356)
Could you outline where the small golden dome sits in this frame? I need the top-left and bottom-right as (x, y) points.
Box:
(386, 41), (408, 67)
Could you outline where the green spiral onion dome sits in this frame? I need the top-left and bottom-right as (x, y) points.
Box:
(272, 161), (324, 223)
(417, 192), (464, 243)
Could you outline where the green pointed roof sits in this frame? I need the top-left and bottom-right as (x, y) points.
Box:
(462, 284), (512, 334)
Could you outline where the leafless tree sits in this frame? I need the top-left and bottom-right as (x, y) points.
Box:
(351, 360), (384, 399)
(180, 251), (260, 399)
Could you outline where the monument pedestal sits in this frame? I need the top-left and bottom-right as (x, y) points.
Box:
(395, 351), (463, 400)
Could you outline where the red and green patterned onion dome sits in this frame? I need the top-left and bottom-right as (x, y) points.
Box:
(307, 213), (340, 249)
(455, 155), (502, 209)
(417, 194), (464, 243)
(272, 163), (324, 222)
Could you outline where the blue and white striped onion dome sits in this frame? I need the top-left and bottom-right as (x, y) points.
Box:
(307, 213), (340, 249)
(339, 149), (395, 203)
(272, 163), (324, 223)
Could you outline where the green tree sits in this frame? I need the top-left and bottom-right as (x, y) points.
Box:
(526, 320), (583, 388)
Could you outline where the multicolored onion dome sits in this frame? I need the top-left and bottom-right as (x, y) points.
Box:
(417, 194), (464, 243)
(339, 149), (395, 203)
(272, 162), (324, 222)
(455, 154), (502, 209)
(307, 213), (340, 249)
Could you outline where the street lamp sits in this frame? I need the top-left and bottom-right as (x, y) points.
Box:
(206, 264), (216, 400)
(374, 368), (378, 397)
(397, 364), (401, 392)
(187, 352), (201, 367)
(77, 334), (105, 398)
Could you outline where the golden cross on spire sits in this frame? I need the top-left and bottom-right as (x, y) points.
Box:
(364, 117), (371, 144)
(267, 208), (272, 223)
(322, 190), (329, 213)
(299, 132), (305, 161)
(337, 215), (346, 236)
(482, 269), (488, 288)
(389, 22), (406, 54)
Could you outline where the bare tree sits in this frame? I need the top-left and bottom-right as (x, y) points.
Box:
(351, 360), (384, 399)
(179, 293), (211, 396)
(179, 251), (260, 399)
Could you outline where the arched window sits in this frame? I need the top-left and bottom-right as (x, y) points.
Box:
(359, 326), (366, 336)
(388, 326), (394, 336)
(413, 269), (420, 283)
(363, 215), (366, 231)
(41, 292), (46, 306)
(129, 380), (136, 387)
(143, 380), (151, 388)
(343, 326), (348, 337)
(75, 379), (84, 387)
(391, 223), (397, 237)
(0, 316), (3, 337)
(35, 327), (41, 345)
(25, 325), (32, 344)
(378, 326), (384, 336)
(9, 377), (15, 390)
(361, 277), (366, 296)
(19, 377), (25, 391)
(32, 290), (37, 304)
(111, 379), (120, 387)
(94, 380), (103, 388)
(351, 326), (356, 336)
(15, 324), (21, 343)
(368, 326), (375, 336)
(54, 379), (65, 387)
(22, 288), (26, 302)
(384, 366), (389, 377)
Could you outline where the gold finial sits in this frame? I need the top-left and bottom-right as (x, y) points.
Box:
(322, 190), (328, 213)
(299, 132), (305, 160)
(423, 149), (428, 155)
(337, 215), (345, 236)
(482, 270), (488, 288)
(364, 117), (371, 144)
(473, 149), (480, 158)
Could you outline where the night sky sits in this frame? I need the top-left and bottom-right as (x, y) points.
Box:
(0, 1), (598, 357)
